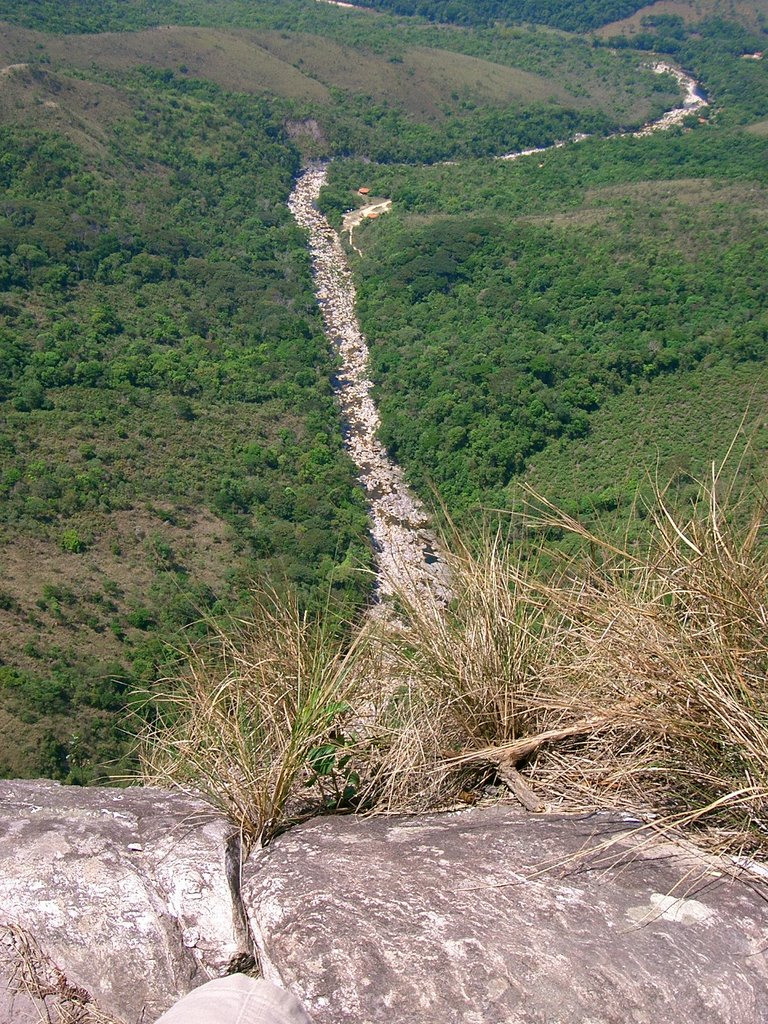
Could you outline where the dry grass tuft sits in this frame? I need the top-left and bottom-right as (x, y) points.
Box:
(367, 530), (559, 808)
(0, 923), (125, 1024)
(518, 463), (768, 851)
(138, 590), (376, 848)
(370, 456), (768, 855)
(138, 459), (768, 858)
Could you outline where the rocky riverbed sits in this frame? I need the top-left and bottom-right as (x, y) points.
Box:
(288, 168), (450, 605)
(288, 64), (706, 604)
(633, 62), (708, 136)
(500, 63), (707, 158)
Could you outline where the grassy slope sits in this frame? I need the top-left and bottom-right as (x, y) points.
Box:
(596, 0), (768, 37)
(0, 4), (680, 134)
(0, 63), (134, 154)
(523, 360), (768, 518)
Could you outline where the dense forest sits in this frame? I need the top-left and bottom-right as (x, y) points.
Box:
(0, 0), (767, 782)
(0, 70), (375, 781)
(362, 0), (649, 32)
(345, 159), (768, 516)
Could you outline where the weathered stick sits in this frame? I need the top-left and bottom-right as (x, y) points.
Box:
(446, 718), (610, 813)
(450, 718), (607, 768)
(496, 761), (545, 813)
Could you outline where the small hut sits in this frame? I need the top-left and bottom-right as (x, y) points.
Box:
(358, 187), (370, 195)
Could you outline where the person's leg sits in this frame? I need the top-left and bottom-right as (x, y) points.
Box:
(154, 974), (312, 1024)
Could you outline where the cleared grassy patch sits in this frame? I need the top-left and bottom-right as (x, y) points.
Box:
(0, 65), (134, 156)
(597, 0), (767, 38)
(254, 31), (575, 119)
(523, 362), (768, 525)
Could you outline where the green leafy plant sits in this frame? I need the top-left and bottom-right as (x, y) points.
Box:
(306, 730), (363, 809)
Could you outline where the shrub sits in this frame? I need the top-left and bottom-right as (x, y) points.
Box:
(60, 528), (84, 553)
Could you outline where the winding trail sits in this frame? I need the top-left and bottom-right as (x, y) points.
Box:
(289, 168), (450, 605)
(288, 64), (707, 602)
(342, 199), (393, 254)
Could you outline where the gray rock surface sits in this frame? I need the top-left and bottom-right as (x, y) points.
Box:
(243, 805), (768, 1024)
(0, 780), (251, 1023)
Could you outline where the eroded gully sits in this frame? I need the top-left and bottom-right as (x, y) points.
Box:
(287, 66), (707, 604)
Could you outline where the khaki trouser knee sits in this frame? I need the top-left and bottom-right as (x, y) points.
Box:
(154, 975), (312, 1024)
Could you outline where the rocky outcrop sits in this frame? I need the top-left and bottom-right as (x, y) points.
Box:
(243, 806), (768, 1024)
(0, 780), (251, 1023)
(3, 787), (768, 1024)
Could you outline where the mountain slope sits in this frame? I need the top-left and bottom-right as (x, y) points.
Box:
(0, 62), (371, 780)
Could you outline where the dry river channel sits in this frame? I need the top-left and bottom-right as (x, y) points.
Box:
(287, 65), (707, 605)
(288, 169), (451, 606)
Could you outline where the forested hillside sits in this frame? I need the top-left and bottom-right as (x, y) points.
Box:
(0, 0), (689, 781)
(0, 0), (766, 783)
(0, 69), (377, 781)
(323, 131), (768, 517)
(361, 0), (649, 32)
(0, 1), (680, 159)
(320, 0), (768, 531)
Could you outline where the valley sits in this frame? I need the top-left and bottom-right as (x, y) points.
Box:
(0, 0), (765, 785)
(287, 62), (711, 606)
